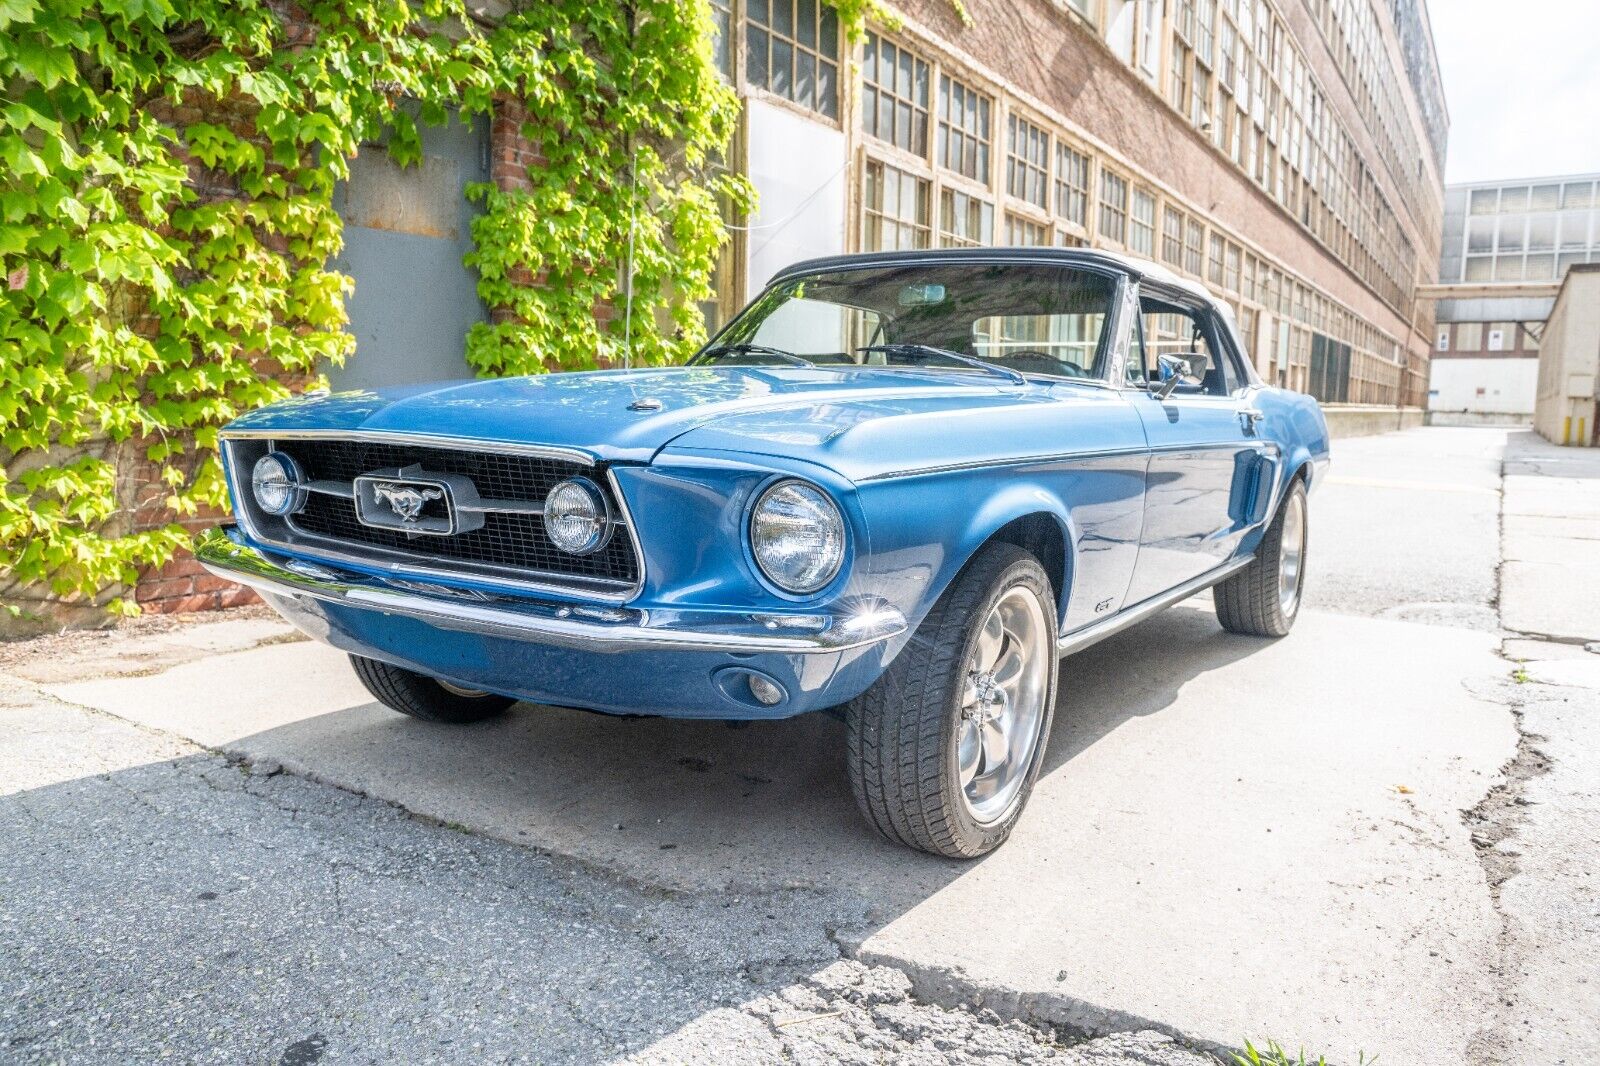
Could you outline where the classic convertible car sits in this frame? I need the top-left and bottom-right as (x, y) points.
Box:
(199, 248), (1329, 858)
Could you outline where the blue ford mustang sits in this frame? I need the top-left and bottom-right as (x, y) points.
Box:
(201, 248), (1329, 857)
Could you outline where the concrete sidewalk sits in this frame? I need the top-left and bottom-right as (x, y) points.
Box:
(3, 427), (1598, 1063)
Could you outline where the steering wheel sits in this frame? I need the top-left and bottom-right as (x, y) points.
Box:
(1000, 351), (1089, 378)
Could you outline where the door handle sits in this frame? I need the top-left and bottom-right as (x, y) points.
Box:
(1239, 409), (1265, 434)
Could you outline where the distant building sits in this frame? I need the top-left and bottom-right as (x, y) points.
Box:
(710, 0), (1449, 410)
(1429, 173), (1600, 424)
(1533, 264), (1600, 447)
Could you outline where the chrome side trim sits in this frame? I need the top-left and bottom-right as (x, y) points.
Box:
(222, 438), (646, 604)
(858, 446), (1149, 482)
(1057, 555), (1253, 656)
(196, 528), (905, 655)
(220, 428), (597, 467)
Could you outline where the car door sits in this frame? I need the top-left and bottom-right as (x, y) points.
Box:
(1124, 288), (1265, 605)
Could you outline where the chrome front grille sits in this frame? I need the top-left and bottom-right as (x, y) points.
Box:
(226, 434), (641, 598)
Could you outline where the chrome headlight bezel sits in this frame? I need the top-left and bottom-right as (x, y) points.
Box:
(747, 478), (847, 596)
(543, 477), (613, 556)
(250, 451), (308, 517)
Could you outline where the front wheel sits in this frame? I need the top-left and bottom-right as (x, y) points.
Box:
(350, 655), (515, 723)
(1214, 479), (1308, 637)
(845, 543), (1058, 859)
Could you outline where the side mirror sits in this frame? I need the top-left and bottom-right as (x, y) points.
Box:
(1153, 351), (1210, 399)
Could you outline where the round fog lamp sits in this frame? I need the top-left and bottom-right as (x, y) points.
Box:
(251, 452), (307, 516)
(543, 478), (612, 555)
(747, 674), (786, 706)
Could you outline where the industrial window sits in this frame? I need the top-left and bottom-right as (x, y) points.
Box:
(1208, 232), (1225, 285)
(1224, 241), (1241, 292)
(1161, 206), (1184, 266)
(1499, 186), (1529, 213)
(1098, 170), (1128, 244)
(936, 75), (992, 181)
(1468, 188), (1497, 215)
(1054, 143), (1091, 227)
(710, 0), (733, 80)
(861, 32), (930, 155)
(1494, 256), (1524, 282)
(1129, 187), (1156, 256)
(1456, 322), (1482, 350)
(939, 187), (994, 247)
(746, 0), (840, 118)
(1170, 41), (1192, 114)
(1463, 256), (1492, 282)
(1467, 216), (1494, 254)
(1562, 181), (1594, 210)
(1529, 185), (1560, 212)
(1005, 213), (1051, 246)
(1184, 218), (1205, 276)
(1191, 65), (1212, 129)
(1559, 214), (1591, 249)
(1527, 215), (1556, 252)
(1524, 254), (1555, 279)
(1498, 217), (1525, 253)
(861, 159), (930, 251)
(1006, 114), (1050, 210)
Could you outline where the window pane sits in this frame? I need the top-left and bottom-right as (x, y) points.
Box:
(770, 37), (792, 96)
(747, 26), (769, 86)
(1467, 216), (1494, 253)
(796, 0), (815, 47)
(1527, 215), (1556, 252)
(1530, 184), (1560, 212)
(1469, 188), (1497, 215)
(1499, 186), (1529, 213)
(1523, 254), (1554, 279)
(1497, 217), (1525, 253)
(1562, 182), (1594, 210)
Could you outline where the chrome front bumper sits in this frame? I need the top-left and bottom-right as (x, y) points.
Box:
(196, 526), (907, 655)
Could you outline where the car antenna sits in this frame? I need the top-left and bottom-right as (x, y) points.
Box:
(623, 153), (637, 372)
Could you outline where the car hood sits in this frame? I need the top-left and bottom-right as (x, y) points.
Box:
(225, 366), (1064, 469)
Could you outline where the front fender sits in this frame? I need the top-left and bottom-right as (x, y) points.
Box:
(852, 450), (1146, 642)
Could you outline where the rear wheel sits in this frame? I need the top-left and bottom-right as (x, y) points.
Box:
(845, 543), (1058, 859)
(1214, 479), (1308, 638)
(350, 655), (515, 723)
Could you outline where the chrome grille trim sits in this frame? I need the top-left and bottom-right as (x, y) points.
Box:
(220, 428), (596, 467)
(221, 431), (645, 603)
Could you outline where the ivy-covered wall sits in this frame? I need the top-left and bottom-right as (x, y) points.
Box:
(0, 0), (752, 634)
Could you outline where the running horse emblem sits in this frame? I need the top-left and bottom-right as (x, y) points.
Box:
(372, 482), (444, 522)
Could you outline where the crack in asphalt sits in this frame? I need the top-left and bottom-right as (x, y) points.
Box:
(1463, 447), (1563, 1064)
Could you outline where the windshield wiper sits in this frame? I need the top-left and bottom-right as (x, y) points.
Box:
(855, 344), (1026, 385)
(694, 343), (815, 368)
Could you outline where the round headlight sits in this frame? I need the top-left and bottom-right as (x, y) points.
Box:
(251, 452), (306, 516)
(749, 480), (845, 594)
(543, 478), (612, 555)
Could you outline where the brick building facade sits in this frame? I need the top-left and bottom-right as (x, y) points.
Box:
(122, 0), (1449, 617)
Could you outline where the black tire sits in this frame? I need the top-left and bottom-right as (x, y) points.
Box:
(845, 542), (1059, 859)
(349, 655), (515, 723)
(1214, 478), (1308, 638)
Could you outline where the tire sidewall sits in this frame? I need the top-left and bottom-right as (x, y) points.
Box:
(1275, 481), (1309, 626)
(942, 553), (1060, 854)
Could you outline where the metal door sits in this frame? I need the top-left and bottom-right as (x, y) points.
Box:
(1124, 295), (1266, 604)
(327, 108), (489, 390)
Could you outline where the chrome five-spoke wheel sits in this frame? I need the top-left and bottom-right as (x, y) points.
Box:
(957, 586), (1051, 825)
(846, 542), (1060, 859)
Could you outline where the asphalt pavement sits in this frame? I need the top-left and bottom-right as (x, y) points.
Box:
(3, 427), (1598, 1064)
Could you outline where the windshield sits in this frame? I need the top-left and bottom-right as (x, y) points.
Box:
(698, 262), (1118, 381)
